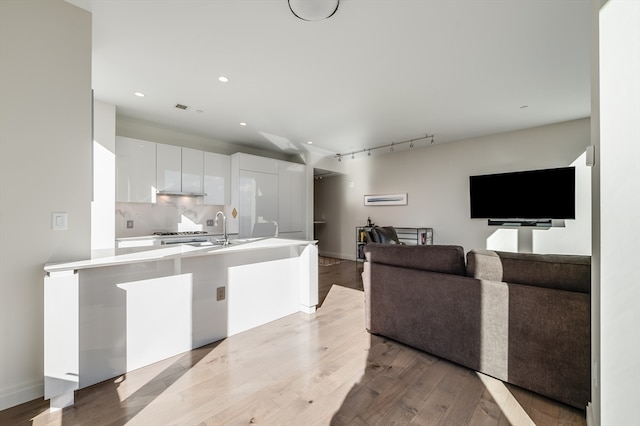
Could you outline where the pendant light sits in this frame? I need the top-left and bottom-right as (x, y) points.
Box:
(288, 0), (340, 21)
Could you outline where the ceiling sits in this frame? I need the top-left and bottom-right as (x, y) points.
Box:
(69, 0), (592, 158)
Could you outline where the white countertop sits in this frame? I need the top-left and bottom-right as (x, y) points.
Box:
(45, 238), (317, 273)
(115, 232), (233, 241)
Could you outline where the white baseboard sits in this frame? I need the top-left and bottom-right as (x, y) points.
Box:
(586, 402), (595, 426)
(0, 379), (44, 411)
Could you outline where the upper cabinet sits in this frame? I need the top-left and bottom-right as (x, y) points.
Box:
(156, 143), (181, 193)
(156, 144), (204, 195)
(204, 152), (231, 206)
(116, 138), (229, 204)
(181, 147), (204, 194)
(115, 136), (157, 203)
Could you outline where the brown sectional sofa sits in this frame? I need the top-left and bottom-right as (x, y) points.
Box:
(362, 243), (591, 409)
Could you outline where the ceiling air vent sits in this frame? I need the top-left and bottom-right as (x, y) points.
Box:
(175, 103), (188, 110)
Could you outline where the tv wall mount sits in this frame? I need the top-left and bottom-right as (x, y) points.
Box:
(488, 219), (553, 227)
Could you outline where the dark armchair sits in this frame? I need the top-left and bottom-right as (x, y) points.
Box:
(367, 226), (404, 244)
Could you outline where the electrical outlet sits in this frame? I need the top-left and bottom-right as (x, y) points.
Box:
(207, 219), (214, 226)
(126, 220), (134, 229)
(216, 287), (225, 301)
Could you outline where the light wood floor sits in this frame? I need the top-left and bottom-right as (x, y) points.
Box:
(1, 259), (585, 426)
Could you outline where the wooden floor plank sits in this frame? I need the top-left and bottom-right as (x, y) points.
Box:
(0, 258), (586, 426)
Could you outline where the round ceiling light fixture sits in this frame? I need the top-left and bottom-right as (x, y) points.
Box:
(288, 0), (339, 21)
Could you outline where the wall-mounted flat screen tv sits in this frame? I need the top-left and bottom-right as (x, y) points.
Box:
(469, 167), (576, 219)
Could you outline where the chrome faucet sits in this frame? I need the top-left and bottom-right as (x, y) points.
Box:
(214, 211), (229, 246)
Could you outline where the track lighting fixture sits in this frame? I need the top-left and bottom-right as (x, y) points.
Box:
(335, 133), (435, 162)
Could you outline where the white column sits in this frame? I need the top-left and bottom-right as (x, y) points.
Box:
(44, 270), (79, 410)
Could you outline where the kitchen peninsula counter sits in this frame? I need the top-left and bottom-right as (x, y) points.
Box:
(44, 238), (318, 411)
(45, 237), (316, 272)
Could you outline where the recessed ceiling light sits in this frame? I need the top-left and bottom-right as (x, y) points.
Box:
(134, 92), (145, 97)
(307, 141), (313, 145)
(240, 122), (247, 126)
(218, 76), (229, 83)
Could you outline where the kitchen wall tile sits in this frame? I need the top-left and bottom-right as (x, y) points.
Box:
(115, 196), (224, 237)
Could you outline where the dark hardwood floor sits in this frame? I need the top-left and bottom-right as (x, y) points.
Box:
(0, 257), (585, 425)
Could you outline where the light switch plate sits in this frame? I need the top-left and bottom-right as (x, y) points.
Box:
(52, 212), (68, 230)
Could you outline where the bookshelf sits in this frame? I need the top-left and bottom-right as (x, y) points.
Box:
(356, 226), (433, 261)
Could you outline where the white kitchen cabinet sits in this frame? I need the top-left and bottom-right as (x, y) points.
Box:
(230, 153), (307, 239)
(115, 136), (157, 203)
(203, 152), (230, 205)
(156, 144), (204, 194)
(156, 143), (181, 192)
(278, 161), (305, 235)
(182, 147), (204, 194)
(238, 170), (279, 238)
(231, 153), (280, 238)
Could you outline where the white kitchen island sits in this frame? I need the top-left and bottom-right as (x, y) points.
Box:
(43, 238), (318, 411)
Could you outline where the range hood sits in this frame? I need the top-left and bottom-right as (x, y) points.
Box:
(156, 191), (207, 197)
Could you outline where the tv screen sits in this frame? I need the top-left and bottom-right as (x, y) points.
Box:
(469, 167), (576, 219)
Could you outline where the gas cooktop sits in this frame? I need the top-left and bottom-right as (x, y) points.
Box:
(151, 231), (209, 236)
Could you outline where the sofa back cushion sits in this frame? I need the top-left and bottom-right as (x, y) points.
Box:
(364, 244), (466, 275)
(466, 249), (591, 294)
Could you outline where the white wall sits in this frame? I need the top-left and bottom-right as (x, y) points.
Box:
(117, 115), (298, 162)
(598, 1), (640, 424)
(314, 118), (591, 259)
(91, 100), (116, 251)
(0, 0), (92, 410)
(589, 0), (602, 422)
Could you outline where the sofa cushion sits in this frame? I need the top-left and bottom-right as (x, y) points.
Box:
(364, 244), (466, 276)
(466, 249), (591, 294)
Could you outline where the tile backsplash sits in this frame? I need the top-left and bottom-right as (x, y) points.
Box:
(115, 195), (227, 237)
